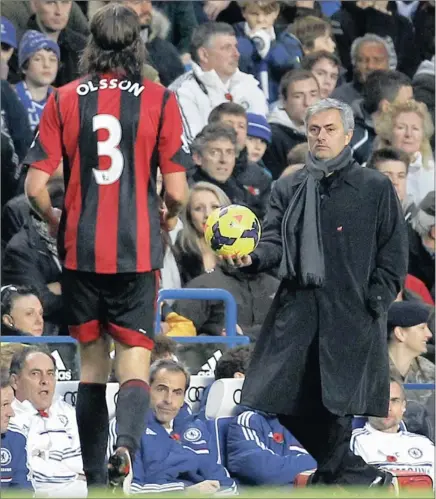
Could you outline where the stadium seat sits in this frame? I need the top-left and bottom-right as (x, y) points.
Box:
(185, 375), (214, 414)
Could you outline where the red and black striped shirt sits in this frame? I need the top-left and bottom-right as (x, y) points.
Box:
(25, 74), (187, 274)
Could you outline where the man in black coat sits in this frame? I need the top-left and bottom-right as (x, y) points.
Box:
(223, 98), (409, 486)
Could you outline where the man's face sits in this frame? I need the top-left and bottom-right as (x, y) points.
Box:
(150, 368), (186, 427)
(24, 49), (58, 87)
(368, 382), (406, 433)
(242, 4), (280, 31)
(355, 41), (389, 83)
(219, 113), (247, 152)
(311, 58), (339, 99)
(11, 352), (56, 411)
(122, 0), (152, 27)
(399, 322), (433, 356)
(31, 0), (72, 33)
(307, 108), (353, 160)
(284, 78), (320, 127)
(194, 138), (236, 183)
(199, 34), (240, 80)
(1, 386), (15, 433)
(376, 160), (407, 202)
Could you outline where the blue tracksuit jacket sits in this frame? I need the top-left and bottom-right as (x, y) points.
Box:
(1, 429), (31, 489)
(109, 411), (237, 495)
(227, 408), (317, 486)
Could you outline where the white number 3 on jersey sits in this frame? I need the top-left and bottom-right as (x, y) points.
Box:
(93, 114), (124, 185)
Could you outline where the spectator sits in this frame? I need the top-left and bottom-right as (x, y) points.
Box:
(1, 131), (21, 215)
(0, 367), (30, 489)
(374, 100), (434, 207)
(117, 0), (185, 87)
(288, 15), (336, 56)
(408, 192), (435, 296)
(263, 69), (320, 179)
(301, 50), (341, 99)
(169, 22), (268, 145)
(234, 0), (302, 103)
(413, 56), (435, 147)
(332, 34), (393, 105)
(279, 142), (308, 178)
(172, 260), (279, 338)
(207, 102), (272, 219)
(9, 0), (87, 87)
(412, 1), (435, 65)
(245, 113), (272, 165)
(1, 17), (17, 80)
(0, 344), (25, 371)
(151, 336), (179, 364)
(1, 285), (44, 337)
(109, 359), (238, 495)
(351, 377), (434, 477)
(173, 181), (231, 285)
(9, 346), (86, 497)
(15, 30), (59, 132)
(351, 70), (413, 165)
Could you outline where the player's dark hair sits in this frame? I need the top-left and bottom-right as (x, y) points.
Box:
(363, 70), (412, 115)
(79, 3), (146, 80)
(9, 345), (56, 377)
(1, 285), (42, 316)
(215, 345), (253, 380)
(151, 336), (178, 364)
(149, 359), (190, 391)
(208, 102), (247, 125)
(0, 367), (11, 390)
(367, 147), (410, 174)
(279, 69), (319, 101)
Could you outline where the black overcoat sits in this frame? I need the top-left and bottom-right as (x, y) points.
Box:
(241, 162), (409, 417)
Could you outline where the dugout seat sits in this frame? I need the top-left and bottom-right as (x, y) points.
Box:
(185, 375), (214, 414)
(204, 378), (244, 466)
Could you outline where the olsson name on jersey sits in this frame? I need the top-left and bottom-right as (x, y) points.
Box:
(76, 79), (145, 97)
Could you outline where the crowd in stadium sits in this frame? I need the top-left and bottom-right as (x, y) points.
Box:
(0, 0), (435, 495)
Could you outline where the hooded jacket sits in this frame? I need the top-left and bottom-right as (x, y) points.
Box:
(349, 99), (376, 165)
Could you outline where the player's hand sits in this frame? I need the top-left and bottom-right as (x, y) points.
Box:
(203, 0), (231, 20)
(47, 207), (62, 238)
(187, 480), (220, 494)
(220, 254), (252, 268)
(159, 202), (178, 232)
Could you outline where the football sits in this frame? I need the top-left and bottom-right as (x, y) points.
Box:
(204, 205), (261, 257)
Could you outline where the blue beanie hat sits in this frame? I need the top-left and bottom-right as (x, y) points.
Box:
(387, 301), (430, 330)
(1, 17), (17, 49)
(247, 113), (272, 144)
(18, 30), (60, 68)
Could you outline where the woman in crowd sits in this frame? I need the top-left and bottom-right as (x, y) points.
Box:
(173, 182), (231, 285)
(375, 99), (435, 207)
(1, 284), (44, 336)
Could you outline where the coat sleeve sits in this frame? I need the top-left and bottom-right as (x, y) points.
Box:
(173, 85), (203, 145)
(227, 411), (316, 486)
(246, 82), (269, 118)
(366, 179), (408, 318)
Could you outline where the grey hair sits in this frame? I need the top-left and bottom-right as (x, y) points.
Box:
(149, 358), (191, 391)
(351, 33), (397, 70)
(190, 22), (235, 64)
(305, 98), (355, 134)
(191, 123), (237, 157)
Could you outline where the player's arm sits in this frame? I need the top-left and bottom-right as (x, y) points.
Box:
(23, 93), (63, 229)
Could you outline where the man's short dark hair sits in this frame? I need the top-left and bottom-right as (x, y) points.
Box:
(208, 102), (247, 125)
(151, 336), (178, 364)
(190, 22), (235, 64)
(9, 346), (56, 377)
(389, 375), (406, 401)
(0, 367), (11, 390)
(367, 147), (410, 174)
(215, 345), (253, 380)
(149, 359), (190, 391)
(363, 70), (412, 115)
(191, 123), (237, 157)
(301, 50), (341, 71)
(279, 69), (319, 101)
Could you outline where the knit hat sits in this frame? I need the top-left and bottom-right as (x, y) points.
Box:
(18, 30), (60, 68)
(387, 301), (430, 330)
(247, 113), (272, 144)
(1, 17), (17, 49)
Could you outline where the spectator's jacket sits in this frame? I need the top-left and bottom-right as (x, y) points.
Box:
(331, 80), (363, 106)
(407, 224), (435, 296)
(109, 411), (237, 495)
(351, 422), (434, 478)
(9, 398), (86, 498)
(1, 429), (31, 489)
(263, 104), (306, 180)
(227, 408), (316, 485)
(234, 22), (302, 104)
(350, 99), (376, 165)
(170, 62), (268, 144)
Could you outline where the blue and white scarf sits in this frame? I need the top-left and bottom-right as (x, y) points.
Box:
(14, 81), (53, 132)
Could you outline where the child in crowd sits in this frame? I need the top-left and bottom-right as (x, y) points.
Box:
(289, 15), (336, 56)
(246, 113), (271, 167)
(235, 0), (303, 104)
(15, 30), (59, 132)
(1, 17), (17, 81)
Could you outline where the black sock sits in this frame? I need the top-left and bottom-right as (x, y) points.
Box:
(115, 379), (150, 457)
(76, 382), (109, 486)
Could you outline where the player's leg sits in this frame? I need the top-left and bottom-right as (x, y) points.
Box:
(62, 269), (111, 487)
(104, 271), (157, 488)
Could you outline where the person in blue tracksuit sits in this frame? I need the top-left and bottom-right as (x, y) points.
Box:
(0, 368), (30, 489)
(109, 359), (237, 495)
(226, 407), (316, 486)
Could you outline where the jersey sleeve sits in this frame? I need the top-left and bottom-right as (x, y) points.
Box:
(23, 92), (63, 174)
(158, 92), (191, 175)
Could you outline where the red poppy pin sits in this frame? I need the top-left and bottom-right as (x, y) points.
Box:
(386, 455), (397, 463)
(225, 93), (233, 102)
(172, 433), (181, 442)
(272, 433), (284, 444)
